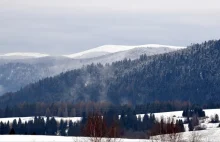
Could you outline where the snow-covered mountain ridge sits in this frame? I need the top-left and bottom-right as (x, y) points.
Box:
(63, 44), (186, 59)
(0, 44), (186, 59)
(0, 52), (50, 59)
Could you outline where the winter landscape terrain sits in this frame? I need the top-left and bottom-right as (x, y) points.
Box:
(1, 40), (220, 142)
(1, 109), (220, 141)
(1, 0), (220, 141)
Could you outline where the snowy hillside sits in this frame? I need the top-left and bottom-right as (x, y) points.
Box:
(0, 44), (185, 95)
(63, 44), (186, 59)
(87, 46), (182, 64)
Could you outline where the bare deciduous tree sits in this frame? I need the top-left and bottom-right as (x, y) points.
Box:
(189, 131), (202, 142)
(83, 113), (121, 142)
(150, 118), (183, 142)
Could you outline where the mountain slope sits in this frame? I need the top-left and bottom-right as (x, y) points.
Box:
(0, 63), (50, 95)
(0, 40), (220, 107)
(107, 40), (220, 104)
(89, 46), (180, 64)
(0, 45), (182, 95)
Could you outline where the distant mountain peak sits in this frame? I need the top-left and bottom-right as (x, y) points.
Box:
(0, 52), (50, 59)
(63, 44), (186, 59)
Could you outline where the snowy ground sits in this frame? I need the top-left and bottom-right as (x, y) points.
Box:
(151, 127), (220, 142)
(1, 129), (220, 142)
(0, 135), (149, 142)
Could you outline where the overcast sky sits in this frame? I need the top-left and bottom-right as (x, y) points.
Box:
(1, 0), (220, 55)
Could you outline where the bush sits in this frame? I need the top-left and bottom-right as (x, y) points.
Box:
(210, 114), (219, 123)
(194, 125), (207, 131)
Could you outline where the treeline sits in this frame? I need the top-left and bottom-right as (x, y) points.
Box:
(0, 116), (60, 135)
(0, 110), (185, 139)
(182, 107), (205, 117)
(0, 101), (214, 118)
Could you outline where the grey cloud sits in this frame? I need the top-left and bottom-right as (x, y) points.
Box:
(0, 2), (220, 55)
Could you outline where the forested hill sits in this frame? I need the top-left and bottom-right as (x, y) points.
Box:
(1, 40), (220, 107)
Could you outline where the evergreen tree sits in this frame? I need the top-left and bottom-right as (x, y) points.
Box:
(142, 114), (149, 131)
(0, 122), (4, 134)
(17, 118), (23, 134)
(45, 117), (57, 135)
(68, 120), (74, 136)
(214, 114), (219, 123)
(59, 119), (67, 136)
(119, 110), (126, 129)
(12, 119), (17, 133)
(188, 120), (193, 131)
(178, 120), (185, 132)
(9, 128), (15, 134)
(81, 112), (87, 126)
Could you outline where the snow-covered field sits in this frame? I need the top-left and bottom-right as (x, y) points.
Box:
(0, 135), (148, 142)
